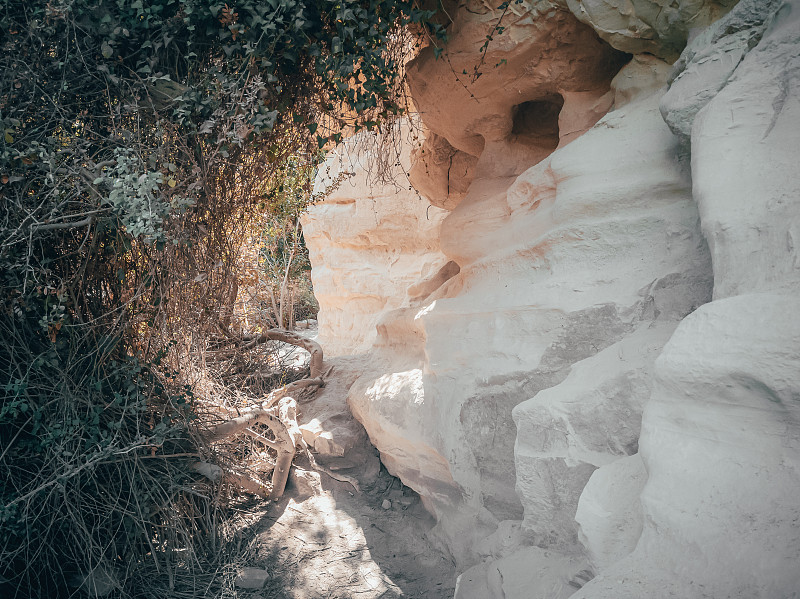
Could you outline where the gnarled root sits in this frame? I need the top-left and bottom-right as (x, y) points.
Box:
(198, 332), (358, 499)
(203, 397), (304, 500)
(237, 328), (324, 379)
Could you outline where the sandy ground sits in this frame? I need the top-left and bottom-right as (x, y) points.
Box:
(236, 467), (457, 599)
(227, 342), (458, 598)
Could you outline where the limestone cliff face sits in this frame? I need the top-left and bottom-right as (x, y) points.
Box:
(573, 2), (800, 597)
(304, 0), (800, 597)
(302, 121), (450, 358)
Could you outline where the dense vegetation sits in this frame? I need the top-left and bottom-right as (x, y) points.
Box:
(0, 0), (444, 595)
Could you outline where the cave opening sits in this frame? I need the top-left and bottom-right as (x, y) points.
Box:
(511, 94), (565, 151)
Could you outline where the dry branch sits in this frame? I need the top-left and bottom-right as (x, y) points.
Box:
(204, 397), (304, 500)
(238, 328), (324, 378)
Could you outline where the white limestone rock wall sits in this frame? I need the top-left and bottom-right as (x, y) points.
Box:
(575, 296), (800, 599)
(303, 0), (800, 595)
(574, 454), (646, 573)
(575, 1), (800, 596)
(301, 123), (450, 357)
(345, 6), (712, 570)
(449, 73), (712, 596)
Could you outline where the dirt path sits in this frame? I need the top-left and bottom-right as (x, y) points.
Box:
(227, 353), (458, 598)
(236, 467), (457, 598)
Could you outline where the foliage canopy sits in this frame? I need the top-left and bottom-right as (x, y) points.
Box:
(0, 0), (444, 594)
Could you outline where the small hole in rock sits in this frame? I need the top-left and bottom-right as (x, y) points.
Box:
(511, 94), (564, 150)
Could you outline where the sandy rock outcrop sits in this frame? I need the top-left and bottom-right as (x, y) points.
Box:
(574, 295), (800, 599)
(664, 0), (800, 299)
(575, 2), (800, 596)
(303, 0), (800, 595)
(301, 122), (450, 357)
(574, 454), (646, 573)
(407, 4), (628, 213)
(342, 17), (711, 571)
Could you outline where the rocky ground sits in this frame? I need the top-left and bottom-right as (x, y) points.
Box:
(230, 465), (457, 599)
(224, 345), (457, 599)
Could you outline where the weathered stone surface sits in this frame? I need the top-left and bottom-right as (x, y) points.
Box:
(406, 4), (628, 206)
(303, 0), (800, 594)
(564, 0), (736, 60)
(513, 324), (673, 552)
(575, 295), (800, 598)
(682, 0), (800, 299)
(455, 546), (591, 599)
(660, 0), (783, 141)
(408, 131), (478, 211)
(574, 454), (646, 573)
(301, 120), (449, 357)
(346, 89), (711, 565)
(610, 54), (672, 109)
(297, 357), (380, 474)
(575, 5), (800, 596)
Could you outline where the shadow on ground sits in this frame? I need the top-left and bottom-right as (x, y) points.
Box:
(224, 354), (458, 599)
(232, 460), (457, 599)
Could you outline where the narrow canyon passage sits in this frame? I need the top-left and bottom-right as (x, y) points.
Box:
(227, 353), (458, 598)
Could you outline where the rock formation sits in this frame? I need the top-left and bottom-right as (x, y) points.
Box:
(302, 121), (450, 357)
(303, 0), (800, 596)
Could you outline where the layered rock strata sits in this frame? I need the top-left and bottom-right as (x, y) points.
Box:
(303, 0), (800, 596)
(302, 121), (449, 357)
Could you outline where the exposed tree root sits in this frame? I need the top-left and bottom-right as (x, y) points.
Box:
(237, 328), (324, 379)
(199, 330), (343, 499)
(204, 399), (297, 499)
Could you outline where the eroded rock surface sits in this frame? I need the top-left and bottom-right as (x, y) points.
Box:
(303, 0), (800, 596)
(302, 121), (449, 357)
(573, 295), (800, 599)
(407, 5), (628, 213)
(323, 15), (711, 570)
(564, 0), (736, 60)
(574, 2), (800, 596)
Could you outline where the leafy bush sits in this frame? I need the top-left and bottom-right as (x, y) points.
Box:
(0, 0), (444, 595)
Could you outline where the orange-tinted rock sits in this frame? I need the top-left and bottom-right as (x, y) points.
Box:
(407, 6), (629, 210)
